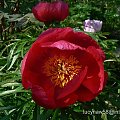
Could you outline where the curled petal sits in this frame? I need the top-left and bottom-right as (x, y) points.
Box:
(32, 85), (56, 109)
(77, 85), (97, 102)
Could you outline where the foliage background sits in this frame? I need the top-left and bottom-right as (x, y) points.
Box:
(0, 0), (120, 120)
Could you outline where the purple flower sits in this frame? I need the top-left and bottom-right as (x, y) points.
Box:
(84, 19), (103, 32)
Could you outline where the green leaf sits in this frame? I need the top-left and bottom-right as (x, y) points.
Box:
(118, 89), (120, 94)
(0, 85), (27, 97)
(60, 109), (69, 120)
(0, 106), (16, 111)
(16, 100), (33, 120)
(101, 113), (108, 120)
(7, 54), (19, 70)
(73, 105), (83, 113)
(1, 83), (21, 87)
(40, 109), (53, 120)
(33, 104), (40, 120)
(51, 109), (60, 120)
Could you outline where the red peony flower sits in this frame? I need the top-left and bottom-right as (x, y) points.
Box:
(21, 27), (107, 109)
(32, 1), (69, 23)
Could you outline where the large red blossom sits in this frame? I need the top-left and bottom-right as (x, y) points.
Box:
(32, 1), (69, 23)
(21, 27), (107, 109)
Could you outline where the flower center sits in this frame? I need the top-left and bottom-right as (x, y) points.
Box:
(43, 55), (81, 88)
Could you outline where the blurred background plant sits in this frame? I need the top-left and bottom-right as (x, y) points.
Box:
(0, 0), (120, 120)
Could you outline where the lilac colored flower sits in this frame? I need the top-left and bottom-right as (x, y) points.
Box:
(84, 19), (103, 32)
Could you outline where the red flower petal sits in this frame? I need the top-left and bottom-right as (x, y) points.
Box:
(56, 93), (78, 108)
(82, 75), (100, 94)
(22, 43), (54, 89)
(36, 27), (74, 44)
(36, 28), (105, 61)
(87, 46), (105, 91)
(41, 40), (82, 50)
(77, 72), (107, 102)
(74, 32), (105, 61)
(21, 52), (29, 74)
(32, 2), (52, 22)
(53, 1), (69, 21)
(32, 85), (56, 109)
(77, 85), (97, 102)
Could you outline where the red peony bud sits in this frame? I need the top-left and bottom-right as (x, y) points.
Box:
(32, 1), (69, 23)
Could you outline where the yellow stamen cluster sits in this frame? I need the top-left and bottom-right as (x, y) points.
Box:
(43, 55), (81, 88)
